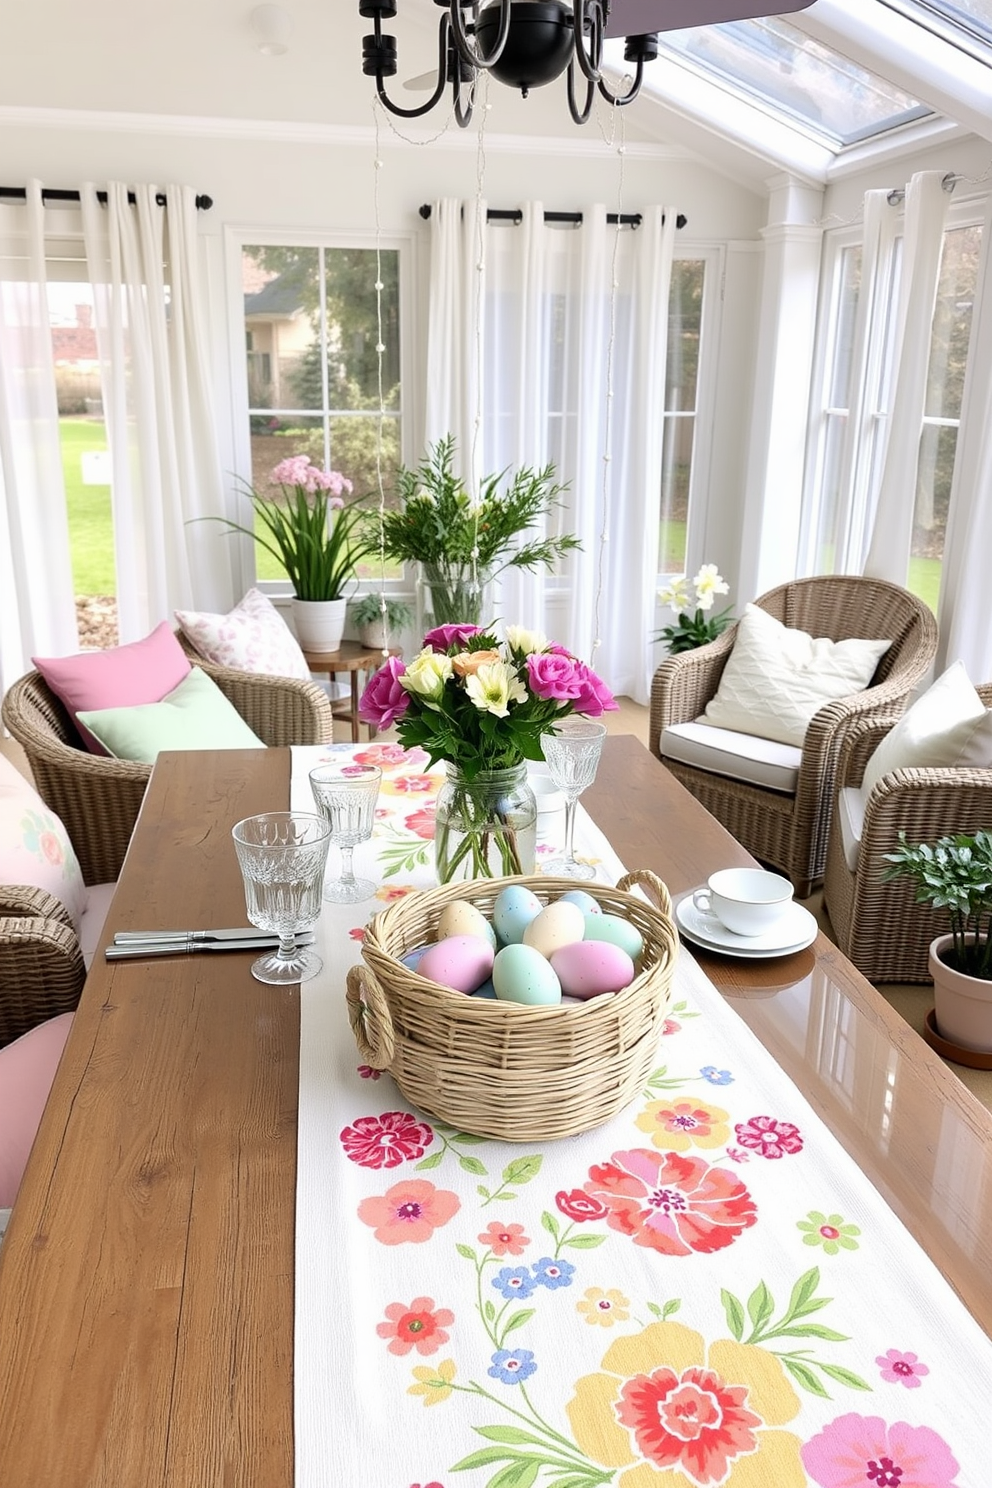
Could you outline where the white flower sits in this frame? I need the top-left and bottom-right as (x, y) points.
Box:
(692, 564), (729, 613)
(504, 625), (548, 655)
(401, 648), (452, 702)
(658, 577), (691, 614)
(465, 662), (527, 718)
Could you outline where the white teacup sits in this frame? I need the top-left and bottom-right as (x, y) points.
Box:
(692, 868), (794, 937)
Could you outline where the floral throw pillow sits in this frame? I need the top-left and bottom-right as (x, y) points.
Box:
(0, 755), (85, 931)
(175, 588), (311, 681)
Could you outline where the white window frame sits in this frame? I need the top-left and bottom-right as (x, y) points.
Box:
(667, 242), (724, 587)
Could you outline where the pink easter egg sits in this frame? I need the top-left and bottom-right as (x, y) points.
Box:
(417, 935), (495, 994)
(549, 940), (635, 1000)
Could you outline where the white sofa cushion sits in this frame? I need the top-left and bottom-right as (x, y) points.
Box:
(836, 785), (868, 873)
(661, 720), (802, 795)
(701, 603), (891, 748)
(861, 660), (992, 798)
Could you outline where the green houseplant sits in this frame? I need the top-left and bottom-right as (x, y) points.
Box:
(350, 593), (413, 648)
(654, 564), (734, 654)
(884, 829), (992, 1051)
(372, 435), (581, 626)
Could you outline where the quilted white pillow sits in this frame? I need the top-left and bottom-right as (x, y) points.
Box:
(175, 588), (311, 681)
(701, 603), (892, 748)
(861, 660), (992, 798)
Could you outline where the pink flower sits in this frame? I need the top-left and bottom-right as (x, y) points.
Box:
(478, 1221), (530, 1256)
(357, 1064), (380, 1079)
(616, 1364), (763, 1481)
(376, 1297), (454, 1356)
(734, 1114), (804, 1159)
(359, 656), (409, 730)
(876, 1350), (930, 1389)
(339, 1111), (434, 1169)
(527, 651), (585, 702)
(268, 454), (352, 497)
(39, 831), (64, 867)
(405, 803), (436, 840)
(571, 662), (617, 716)
(358, 1179), (460, 1244)
(802, 1412), (960, 1488)
(348, 927), (367, 942)
(423, 623), (482, 652)
(555, 1188), (609, 1223)
(662, 1017), (681, 1036)
(354, 742), (414, 767)
(391, 774), (434, 794)
(583, 1149), (757, 1256)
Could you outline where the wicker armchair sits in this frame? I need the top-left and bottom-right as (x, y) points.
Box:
(649, 576), (939, 898)
(0, 886), (85, 1046)
(1, 659), (333, 886)
(822, 690), (992, 982)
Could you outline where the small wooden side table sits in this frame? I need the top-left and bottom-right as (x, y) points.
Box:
(299, 639), (400, 743)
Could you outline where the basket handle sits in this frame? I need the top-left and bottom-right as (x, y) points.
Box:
(346, 964), (396, 1070)
(616, 868), (673, 920)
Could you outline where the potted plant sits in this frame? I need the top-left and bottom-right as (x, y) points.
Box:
(883, 830), (992, 1052)
(372, 434), (581, 626)
(654, 564), (734, 653)
(218, 455), (377, 652)
(350, 593), (413, 650)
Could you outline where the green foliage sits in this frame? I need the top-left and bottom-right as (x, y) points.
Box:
(216, 480), (378, 601)
(883, 829), (992, 978)
(350, 592), (413, 627)
(719, 1267), (869, 1399)
(654, 606), (734, 654)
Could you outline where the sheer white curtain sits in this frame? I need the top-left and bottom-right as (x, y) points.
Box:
(864, 171), (949, 580)
(425, 200), (675, 703)
(0, 183), (78, 692)
(81, 183), (234, 642)
(425, 197), (486, 494)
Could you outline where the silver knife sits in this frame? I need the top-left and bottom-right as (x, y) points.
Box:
(105, 935), (314, 960)
(114, 928), (315, 945)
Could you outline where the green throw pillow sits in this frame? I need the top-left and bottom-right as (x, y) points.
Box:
(77, 667), (264, 763)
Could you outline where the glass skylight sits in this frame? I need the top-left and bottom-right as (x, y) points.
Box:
(659, 16), (930, 147)
(881, 0), (992, 51)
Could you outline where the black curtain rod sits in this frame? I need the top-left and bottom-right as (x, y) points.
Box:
(419, 204), (687, 230)
(0, 186), (213, 210)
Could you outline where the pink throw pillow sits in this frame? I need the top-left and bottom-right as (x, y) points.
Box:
(175, 588), (311, 681)
(0, 755), (86, 930)
(0, 1012), (73, 1209)
(33, 621), (192, 755)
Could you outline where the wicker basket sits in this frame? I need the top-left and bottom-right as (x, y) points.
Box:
(346, 869), (679, 1142)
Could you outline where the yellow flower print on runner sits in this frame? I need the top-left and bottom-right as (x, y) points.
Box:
(566, 1321), (805, 1488)
(634, 1099), (731, 1152)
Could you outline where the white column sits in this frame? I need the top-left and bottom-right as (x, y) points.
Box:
(736, 174), (824, 604)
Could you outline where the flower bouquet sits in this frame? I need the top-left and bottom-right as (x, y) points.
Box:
(654, 564), (733, 654)
(359, 623), (616, 881)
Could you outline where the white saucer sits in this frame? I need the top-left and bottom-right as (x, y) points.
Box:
(675, 894), (817, 958)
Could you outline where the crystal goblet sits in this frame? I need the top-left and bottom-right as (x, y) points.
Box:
(539, 718), (608, 880)
(231, 811), (331, 985)
(309, 763), (383, 904)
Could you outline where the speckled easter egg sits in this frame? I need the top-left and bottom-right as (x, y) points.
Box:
(436, 899), (497, 949)
(559, 889), (603, 916)
(522, 900), (586, 959)
(417, 935), (495, 994)
(492, 944), (562, 1006)
(492, 885), (543, 946)
(402, 945), (431, 971)
(583, 911), (644, 962)
(550, 940), (635, 1000)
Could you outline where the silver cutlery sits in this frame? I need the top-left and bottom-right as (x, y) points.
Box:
(105, 932), (316, 961)
(113, 927), (316, 945)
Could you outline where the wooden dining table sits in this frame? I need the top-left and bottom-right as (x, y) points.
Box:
(2, 733), (991, 1485)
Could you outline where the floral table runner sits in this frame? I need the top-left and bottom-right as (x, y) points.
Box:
(291, 743), (989, 1488)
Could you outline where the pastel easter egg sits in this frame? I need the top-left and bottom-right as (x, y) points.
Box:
(402, 945), (431, 971)
(473, 978), (498, 1000)
(492, 944), (562, 1007)
(523, 900), (586, 959)
(550, 940), (635, 1000)
(417, 935), (495, 994)
(493, 885), (543, 946)
(436, 899), (497, 949)
(559, 889), (603, 916)
(583, 912), (644, 962)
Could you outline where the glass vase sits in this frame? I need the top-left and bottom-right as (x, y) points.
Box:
(434, 763), (537, 884)
(422, 562), (492, 627)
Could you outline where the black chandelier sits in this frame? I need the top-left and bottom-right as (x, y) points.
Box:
(359, 0), (817, 129)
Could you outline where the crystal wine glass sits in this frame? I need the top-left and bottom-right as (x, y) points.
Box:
(231, 811), (331, 985)
(309, 763), (383, 904)
(539, 718), (608, 880)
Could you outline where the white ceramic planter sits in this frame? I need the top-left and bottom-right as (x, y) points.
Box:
(929, 932), (992, 1052)
(358, 620), (387, 650)
(291, 597), (346, 653)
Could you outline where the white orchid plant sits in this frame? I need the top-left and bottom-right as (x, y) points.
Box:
(654, 563), (734, 654)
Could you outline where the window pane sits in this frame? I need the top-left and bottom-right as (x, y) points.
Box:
(326, 249), (400, 410)
(813, 412), (849, 574)
(243, 247), (320, 411)
(827, 247), (861, 408)
(925, 224), (982, 421)
(659, 260), (705, 577)
(659, 418), (692, 574)
(910, 423), (957, 610)
(665, 260), (702, 410)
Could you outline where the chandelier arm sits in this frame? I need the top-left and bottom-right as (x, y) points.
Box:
(374, 13), (453, 118)
(449, 0), (513, 73)
(452, 65), (475, 127)
(566, 60), (597, 126)
(572, 0), (605, 85)
(597, 52), (645, 107)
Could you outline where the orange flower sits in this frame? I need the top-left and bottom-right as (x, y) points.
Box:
(478, 1221), (530, 1256)
(357, 1179), (460, 1244)
(377, 1297), (454, 1356)
(451, 649), (501, 677)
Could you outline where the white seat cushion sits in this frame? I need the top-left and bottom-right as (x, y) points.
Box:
(79, 882), (118, 969)
(837, 785), (868, 873)
(660, 720), (802, 795)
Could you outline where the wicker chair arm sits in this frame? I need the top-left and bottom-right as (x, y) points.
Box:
(833, 713), (905, 791)
(0, 914), (85, 1046)
(207, 667), (333, 747)
(0, 886), (76, 929)
(859, 766), (992, 867)
(648, 626), (738, 756)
